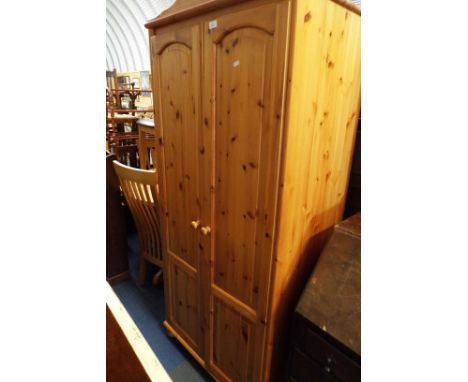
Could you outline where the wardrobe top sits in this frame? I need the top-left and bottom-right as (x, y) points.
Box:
(144, 0), (360, 30)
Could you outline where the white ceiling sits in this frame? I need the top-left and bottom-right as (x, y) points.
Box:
(106, 0), (175, 72)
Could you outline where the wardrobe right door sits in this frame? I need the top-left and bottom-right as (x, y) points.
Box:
(203, 1), (290, 381)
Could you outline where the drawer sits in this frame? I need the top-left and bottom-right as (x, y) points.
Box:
(294, 321), (360, 382)
(289, 347), (338, 382)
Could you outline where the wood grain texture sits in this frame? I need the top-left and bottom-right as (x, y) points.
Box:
(147, 0), (361, 380)
(145, 0), (249, 29)
(212, 10), (275, 312)
(144, 0), (359, 30)
(265, 0), (361, 379)
(151, 22), (205, 357)
(203, 2), (291, 380)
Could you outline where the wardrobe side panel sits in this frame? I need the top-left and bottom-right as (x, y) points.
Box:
(265, 0), (361, 380)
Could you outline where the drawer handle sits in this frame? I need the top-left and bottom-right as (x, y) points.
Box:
(324, 356), (334, 373)
(191, 220), (201, 229)
(200, 226), (211, 235)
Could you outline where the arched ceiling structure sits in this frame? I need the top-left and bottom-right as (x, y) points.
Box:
(106, 0), (175, 72)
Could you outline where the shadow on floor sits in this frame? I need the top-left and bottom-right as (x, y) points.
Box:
(112, 233), (213, 381)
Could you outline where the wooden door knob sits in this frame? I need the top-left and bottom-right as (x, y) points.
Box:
(200, 226), (211, 235)
(191, 220), (201, 229)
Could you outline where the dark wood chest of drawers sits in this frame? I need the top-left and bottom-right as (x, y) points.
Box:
(287, 213), (361, 382)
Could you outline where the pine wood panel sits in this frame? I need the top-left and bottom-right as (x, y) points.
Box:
(147, 0), (361, 380)
(212, 298), (255, 381)
(145, 0), (249, 29)
(264, 0), (361, 380)
(171, 263), (200, 348)
(151, 23), (204, 356)
(158, 44), (199, 268)
(144, 0), (358, 29)
(203, 2), (290, 380)
(213, 26), (273, 309)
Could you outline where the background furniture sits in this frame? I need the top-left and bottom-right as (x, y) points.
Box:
(287, 213), (361, 382)
(113, 161), (163, 286)
(106, 111), (140, 158)
(116, 70), (154, 109)
(146, 0), (361, 380)
(106, 69), (154, 160)
(114, 144), (139, 168)
(106, 152), (129, 284)
(106, 69), (120, 108)
(137, 119), (156, 170)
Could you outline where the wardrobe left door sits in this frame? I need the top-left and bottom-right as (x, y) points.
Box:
(151, 23), (205, 360)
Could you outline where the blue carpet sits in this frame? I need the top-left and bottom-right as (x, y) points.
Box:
(112, 234), (212, 381)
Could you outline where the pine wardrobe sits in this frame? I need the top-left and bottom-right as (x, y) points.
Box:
(145, 0), (361, 380)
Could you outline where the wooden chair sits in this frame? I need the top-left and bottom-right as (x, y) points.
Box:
(113, 160), (163, 286)
(137, 119), (156, 170)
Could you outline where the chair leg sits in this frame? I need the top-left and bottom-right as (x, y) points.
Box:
(152, 269), (163, 286)
(139, 256), (146, 286)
